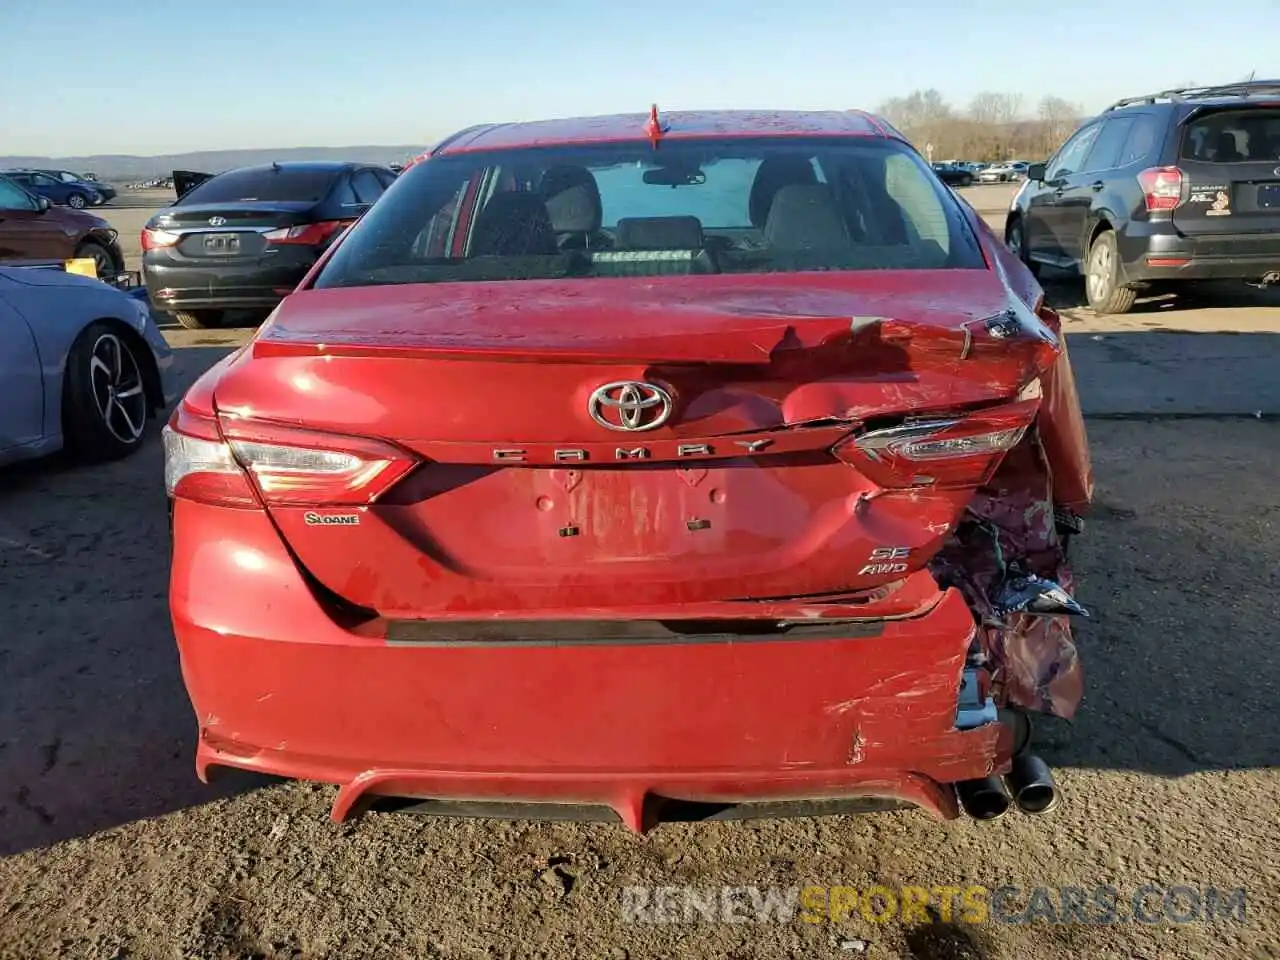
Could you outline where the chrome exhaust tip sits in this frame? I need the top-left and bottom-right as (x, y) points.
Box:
(1003, 754), (1059, 815)
(955, 775), (1012, 821)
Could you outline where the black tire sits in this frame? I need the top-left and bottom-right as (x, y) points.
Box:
(1005, 217), (1041, 277)
(62, 321), (152, 462)
(67, 192), (88, 209)
(74, 239), (118, 279)
(172, 310), (224, 330)
(1084, 230), (1137, 314)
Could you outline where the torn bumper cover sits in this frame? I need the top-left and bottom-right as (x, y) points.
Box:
(172, 502), (1009, 830)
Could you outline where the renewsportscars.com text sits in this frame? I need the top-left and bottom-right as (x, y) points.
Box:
(619, 884), (1247, 926)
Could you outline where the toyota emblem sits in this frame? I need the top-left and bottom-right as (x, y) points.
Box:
(208, 216), (227, 227)
(1274, 166), (1280, 178)
(588, 381), (673, 432)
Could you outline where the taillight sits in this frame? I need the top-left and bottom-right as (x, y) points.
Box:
(1136, 166), (1184, 212)
(162, 407), (258, 508)
(833, 399), (1039, 488)
(263, 221), (345, 246)
(141, 227), (180, 251)
(163, 408), (418, 508)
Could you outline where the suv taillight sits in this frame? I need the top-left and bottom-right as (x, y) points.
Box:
(833, 399), (1039, 488)
(162, 406), (418, 508)
(1137, 166), (1184, 212)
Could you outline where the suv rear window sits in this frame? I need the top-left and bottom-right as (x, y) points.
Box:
(313, 137), (985, 289)
(1181, 108), (1280, 163)
(177, 167), (339, 204)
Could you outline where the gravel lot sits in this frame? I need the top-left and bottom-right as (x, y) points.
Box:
(1, 186), (1278, 960)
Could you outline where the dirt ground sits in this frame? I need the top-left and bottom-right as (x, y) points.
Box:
(1, 186), (1278, 960)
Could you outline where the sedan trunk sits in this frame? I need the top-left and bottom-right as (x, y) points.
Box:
(207, 271), (1058, 619)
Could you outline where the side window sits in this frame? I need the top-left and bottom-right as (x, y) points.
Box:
(374, 169), (396, 189)
(352, 169), (386, 203)
(1118, 115), (1161, 167)
(331, 175), (359, 207)
(1081, 118), (1134, 172)
(1047, 123), (1102, 180)
(32, 174), (57, 187)
(0, 178), (36, 210)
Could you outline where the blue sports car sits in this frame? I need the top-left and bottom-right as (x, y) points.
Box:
(0, 267), (176, 465)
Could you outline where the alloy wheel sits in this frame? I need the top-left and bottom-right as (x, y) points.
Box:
(88, 333), (147, 445)
(1087, 241), (1113, 303)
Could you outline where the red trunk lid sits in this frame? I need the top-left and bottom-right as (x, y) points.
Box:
(212, 272), (1055, 616)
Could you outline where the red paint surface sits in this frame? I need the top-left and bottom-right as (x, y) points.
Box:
(172, 503), (997, 826)
(168, 110), (1092, 824)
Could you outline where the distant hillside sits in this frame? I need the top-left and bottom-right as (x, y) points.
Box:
(0, 146), (428, 183)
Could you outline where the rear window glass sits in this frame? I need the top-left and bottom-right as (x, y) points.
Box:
(312, 137), (984, 290)
(1181, 108), (1280, 162)
(177, 167), (339, 204)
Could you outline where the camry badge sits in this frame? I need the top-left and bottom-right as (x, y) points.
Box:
(588, 381), (673, 432)
(208, 216), (227, 227)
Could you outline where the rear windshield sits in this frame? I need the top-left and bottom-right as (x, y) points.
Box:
(312, 137), (984, 289)
(1181, 108), (1280, 163)
(177, 167), (339, 204)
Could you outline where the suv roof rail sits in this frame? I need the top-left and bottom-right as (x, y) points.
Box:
(1105, 79), (1280, 111)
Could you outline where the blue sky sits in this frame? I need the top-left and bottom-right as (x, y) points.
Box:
(2, 0), (1275, 156)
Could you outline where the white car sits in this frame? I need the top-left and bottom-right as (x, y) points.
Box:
(978, 162), (1030, 183)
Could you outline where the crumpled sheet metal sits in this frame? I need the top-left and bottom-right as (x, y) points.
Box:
(929, 443), (1084, 720)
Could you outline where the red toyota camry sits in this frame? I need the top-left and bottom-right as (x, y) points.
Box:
(165, 108), (1092, 830)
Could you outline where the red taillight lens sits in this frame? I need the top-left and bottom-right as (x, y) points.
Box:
(163, 410), (419, 508)
(141, 227), (180, 251)
(833, 399), (1040, 488)
(1137, 166), (1184, 212)
(263, 221), (345, 246)
(162, 407), (259, 508)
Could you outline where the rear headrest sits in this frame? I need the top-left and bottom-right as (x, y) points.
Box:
(469, 192), (558, 256)
(540, 165), (602, 234)
(615, 216), (705, 250)
(1214, 131), (1243, 161)
(763, 184), (851, 252)
(748, 155), (819, 228)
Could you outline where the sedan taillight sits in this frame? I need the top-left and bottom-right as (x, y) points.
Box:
(140, 228), (181, 251)
(162, 406), (418, 508)
(833, 399), (1040, 488)
(263, 221), (346, 246)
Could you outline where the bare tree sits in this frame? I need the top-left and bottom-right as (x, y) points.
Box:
(1036, 95), (1082, 154)
(872, 88), (1089, 163)
(877, 89), (956, 157)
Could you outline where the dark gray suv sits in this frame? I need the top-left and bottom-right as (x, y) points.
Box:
(1005, 80), (1280, 313)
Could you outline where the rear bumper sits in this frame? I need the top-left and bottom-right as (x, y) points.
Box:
(170, 501), (1010, 830)
(1119, 224), (1280, 282)
(143, 255), (313, 312)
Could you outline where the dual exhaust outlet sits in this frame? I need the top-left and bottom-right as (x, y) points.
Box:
(955, 755), (1059, 821)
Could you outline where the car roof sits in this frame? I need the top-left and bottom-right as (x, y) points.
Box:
(220, 161), (377, 175)
(433, 109), (898, 155)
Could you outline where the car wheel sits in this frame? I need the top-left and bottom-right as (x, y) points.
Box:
(75, 240), (118, 279)
(1005, 218), (1041, 277)
(173, 310), (224, 330)
(67, 192), (88, 209)
(62, 322), (151, 462)
(1084, 230), (1137, 314)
